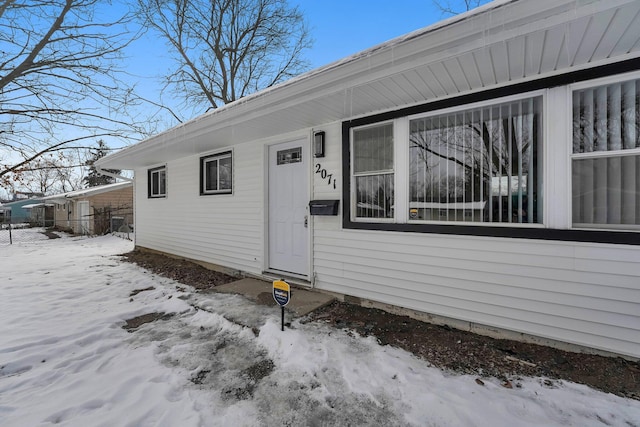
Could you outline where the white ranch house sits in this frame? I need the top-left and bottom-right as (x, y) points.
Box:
(97, 0), (640, 359)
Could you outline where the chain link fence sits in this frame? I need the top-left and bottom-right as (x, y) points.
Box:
(1, 218), (56, 245)
(1, 207), (133, 245)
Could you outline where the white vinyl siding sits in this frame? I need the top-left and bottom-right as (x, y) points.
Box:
(312, 228), (640, 358)
(135, 143), (263, 275)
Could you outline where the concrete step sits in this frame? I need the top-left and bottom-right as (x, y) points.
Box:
(215, 278), (335, 317)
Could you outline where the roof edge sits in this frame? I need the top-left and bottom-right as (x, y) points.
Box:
(96, 0), (514, 168)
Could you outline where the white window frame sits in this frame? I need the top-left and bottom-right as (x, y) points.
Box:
(148, 165), (166, 199)
(350, 120), (397, 223)
(380, 90), (545, 228)
(200, 150), (233, 195)
(406, 92), (545, 227)
(569, 70), (640, 232)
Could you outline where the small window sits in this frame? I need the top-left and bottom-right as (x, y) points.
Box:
(148, 166), (166, 198)
(200, 151), (232, 195)
(351, 123), (394, 220)
(277, 147), (302, 165)
(572, 78), (640, 230)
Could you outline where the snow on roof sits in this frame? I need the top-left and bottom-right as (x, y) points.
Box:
(21, 203), (54, 209)
(42, 181), (132, 203)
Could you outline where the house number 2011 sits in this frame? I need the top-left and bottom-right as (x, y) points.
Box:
(315, 163), (337, 189)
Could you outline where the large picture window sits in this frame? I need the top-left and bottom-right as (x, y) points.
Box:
(200, 151), (232, 195)
(351, 123), (394, 219)
(572, 78), (640, 230)
(409, 96), (543, 224)
(343, 68), (640, 244)
(148, 166), (166, 198)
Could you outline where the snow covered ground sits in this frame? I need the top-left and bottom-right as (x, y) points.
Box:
(1, 232), (639, 426)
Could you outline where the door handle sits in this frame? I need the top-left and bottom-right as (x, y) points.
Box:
(304, 215), (308, 228)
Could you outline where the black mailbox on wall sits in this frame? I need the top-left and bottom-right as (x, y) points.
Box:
(309, 200), (340, 216)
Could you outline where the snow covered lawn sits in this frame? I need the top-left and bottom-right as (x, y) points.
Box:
(1, 233), (639, 426)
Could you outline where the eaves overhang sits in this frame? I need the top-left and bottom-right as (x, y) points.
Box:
(42, 182), (133, 204)
(96, 0), (640, 170)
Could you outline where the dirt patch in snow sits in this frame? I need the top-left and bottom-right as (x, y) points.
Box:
(41, 230), (61, 239)
(221, 359), (276, 400)
(121, 249), (237, 290)
(120, 249), (640, 400)
(123, 312), (174, 331)
(129, 286), (155, 297)
(309, 302), (640, 400)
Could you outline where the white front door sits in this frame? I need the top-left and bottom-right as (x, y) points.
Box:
(268, 139), (309, 276)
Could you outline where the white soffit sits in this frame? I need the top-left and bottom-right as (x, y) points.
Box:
(98, 0), (640, 169)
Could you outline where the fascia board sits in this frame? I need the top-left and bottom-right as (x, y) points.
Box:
(65, 182), (132, 199)
(46, 182), (133, 201)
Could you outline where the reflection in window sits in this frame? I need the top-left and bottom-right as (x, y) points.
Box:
(201, 151), (232, 195)
(352, 123), (394, 219)
(148, 166), (166, 198)
(409, 97), (542, 223)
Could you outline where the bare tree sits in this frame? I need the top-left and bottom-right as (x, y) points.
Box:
(13, 157), (63, 195)
(137, 0), (312, 116)
(19, 159), (60, 195)
(58, 149), (90, 192)
(0, 0), (144, 187)
(432, 0), (485, 16)
(9, 149), (90, 195)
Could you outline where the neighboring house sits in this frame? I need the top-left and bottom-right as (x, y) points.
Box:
(96, 0), (640, 359)
(0, 204), (8, 224)
(42, 182), (133, 235)
(21, 202), (55, 227)
(0, 198), (46, 224)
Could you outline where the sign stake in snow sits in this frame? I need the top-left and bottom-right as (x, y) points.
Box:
(273, 279), (290, 331)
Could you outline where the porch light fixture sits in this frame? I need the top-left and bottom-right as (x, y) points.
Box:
(314, 131), (325, 158)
